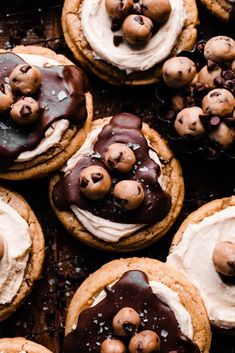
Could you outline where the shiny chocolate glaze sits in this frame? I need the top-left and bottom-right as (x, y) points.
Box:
(63, 270), (199, 353)
(52, 113), (171, 225)
(0, 53), (88, 167)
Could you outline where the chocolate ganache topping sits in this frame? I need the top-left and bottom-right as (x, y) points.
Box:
(63, 270), (199, 353)
(52, 113), (171, 225)
(0, 53), (88, 167)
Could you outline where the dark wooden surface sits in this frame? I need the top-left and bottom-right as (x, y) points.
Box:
(0, 1), (234, 352)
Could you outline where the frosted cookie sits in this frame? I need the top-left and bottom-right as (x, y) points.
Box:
(0, 186), (44, 321)
(49, 113), (184, 252)
(0, 45), (93, 180)
(62, 0), (198, 85)
(167, 196), (235, 332)
(64, 257), (211, 353)
(200, 0), (235, 23)
(0, 337), (52, 353)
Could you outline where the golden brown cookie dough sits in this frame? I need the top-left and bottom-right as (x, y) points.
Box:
(65, 257), (211, 353)
(0, 186), (44, 322)
(49, 116), (184, 252)
(0, 337), (52, 353)
(62, 0), (198, 85)
(0, 46), (93, 181)
(200, 0), (233, 22)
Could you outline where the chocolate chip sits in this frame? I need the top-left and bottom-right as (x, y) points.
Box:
(91, 172), (103, 183)
(119, 0), (124, 10)
(207, 60), (218, 72)
(210, 116), (220, 126)
(113, 35), (123, 47)
(80, 177), (89, 188)
(185, 96), (195, 107)
(196, 42), (205, 53)
(20, 104), (32, 116)
(228, 261), (235, 269)
(108, 159), (115, 168)
(221, 70), (234, 80)
(178, 117), (183, 124)
(210, 91), (220, 97)
(137, 341), (144, 351)
(134, 15), (144, 25)
(194, 83), (210, 96)
(19, 64), (31, 73)
(111, 19), (121, 32)
(223, 80), (234, 90)
(165, 110), (175, 120)
(214, 76), (224, 87)
(133, 2), (142, 13)
(115, 151), (123, 162)
(0, 83), (5, 94)
(222, 61), (231, 70)
(189, 123), (196, 131)
(123, 323), (136, 334)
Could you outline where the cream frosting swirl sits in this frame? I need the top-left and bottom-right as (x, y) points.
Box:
(62, 125), (163, 242)
(10, 54), (70, 163)
(167, 206), (235, 329)
(92, 280), (193, 339)
(0, 199), (31, 304)
(81, 0), (185, 73)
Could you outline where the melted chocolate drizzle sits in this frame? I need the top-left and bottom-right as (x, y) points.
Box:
(63, 270), (200, 353)
(0, 53), (88, 167)
(52, 113), (171, 225)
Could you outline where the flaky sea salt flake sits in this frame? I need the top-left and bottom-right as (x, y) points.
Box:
(58, 90), (68, 101)
(161, 329), (168, 338)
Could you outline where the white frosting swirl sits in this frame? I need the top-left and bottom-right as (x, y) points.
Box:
(16, 119), (69, 162)
(92, 280), (193, 339)
(8, 54), (70, 163)
(167, 206), (235, 329)
(0, 199), (31, 304)
(63, 125), (163, 242)
(81, 0), (185, 72)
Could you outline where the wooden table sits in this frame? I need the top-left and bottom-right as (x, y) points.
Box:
(0, 1), (234, 352)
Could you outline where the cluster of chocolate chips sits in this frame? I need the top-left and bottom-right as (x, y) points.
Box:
(0, 64), (41, 125)
(105, 0), (171, 46)
(79, 143), (145, 210)
(212, 241), (235, 277)
(161, 36), (235, 153)
(100, 307), (161, 353)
